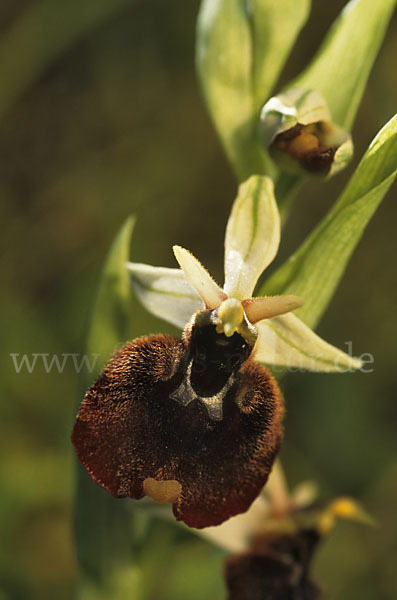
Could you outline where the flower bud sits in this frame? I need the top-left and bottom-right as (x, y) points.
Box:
(260, 88), (352, 177)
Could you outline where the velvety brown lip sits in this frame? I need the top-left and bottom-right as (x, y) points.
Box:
(72, 320), (284, 528)
(225, 528), (322, 599)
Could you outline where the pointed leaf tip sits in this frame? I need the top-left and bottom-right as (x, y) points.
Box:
(87, 216), (135, 376)
(173, 245), (226, 309)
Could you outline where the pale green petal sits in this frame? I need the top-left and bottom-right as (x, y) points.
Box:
(224, 176), (280, 299)
(254, 312), (362, 372)
(127, 262), (203, 330)
(173, 246), (226, 309)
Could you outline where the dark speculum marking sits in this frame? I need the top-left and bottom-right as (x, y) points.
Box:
(171, 322), (252, 420)
(72, 316), (284, 528)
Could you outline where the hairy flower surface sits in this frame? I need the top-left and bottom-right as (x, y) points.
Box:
(225, 527), (322, 600)
(73, 176), (361, 529)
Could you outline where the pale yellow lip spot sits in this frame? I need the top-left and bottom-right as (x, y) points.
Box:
(216, 298), (244, 337)
(143, 477), (182, 504)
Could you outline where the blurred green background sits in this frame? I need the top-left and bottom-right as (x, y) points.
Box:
(1, 1), (396, 598)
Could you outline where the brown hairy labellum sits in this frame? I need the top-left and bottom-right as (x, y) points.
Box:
(72, 308), (284, 528)
(225, 528), (322, 600)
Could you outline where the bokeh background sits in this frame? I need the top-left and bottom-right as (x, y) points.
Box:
(1, 1), (396, 598)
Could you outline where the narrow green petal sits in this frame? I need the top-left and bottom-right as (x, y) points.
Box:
(127, 262), (203, 330)
(254, 313), (362, 372)
(224, 176), (280, 300)
(263, 113), (397, 329)
(173, 246), (226, 309)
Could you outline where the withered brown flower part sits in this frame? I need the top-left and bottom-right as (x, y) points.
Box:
(260, 89), (352, 177)
(273, 122), (337, 174)
(225, 528), (322, 600)
(72, 307), (284, 529)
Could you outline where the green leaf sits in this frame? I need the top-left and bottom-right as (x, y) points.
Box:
(74, 217), (136, 585)
(87, 217), (135, 374)
(249, 0), (311, 116)
(196, 0), (310, 180)
(291, 0), (396, 131)
(262, 114), (397, 329)
(0, 0), (133, 121)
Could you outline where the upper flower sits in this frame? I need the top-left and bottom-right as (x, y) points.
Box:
(128, 176), (361, 374)
(260, 88), (353, 176)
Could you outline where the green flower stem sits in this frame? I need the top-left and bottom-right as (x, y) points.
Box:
(196, 0), (310, 181)
(275, 174), (302, 225)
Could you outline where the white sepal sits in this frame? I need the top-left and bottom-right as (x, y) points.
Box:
(195, 495), (270, 553)
(127, 262), (203, 330)
(173, 245), (226, 309)
(254, 312), (362, 372)
(224, 176), (280, 300)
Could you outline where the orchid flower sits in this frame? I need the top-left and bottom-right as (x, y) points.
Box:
(72, 176), (362, 532)
(128, 176), (362, 374)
